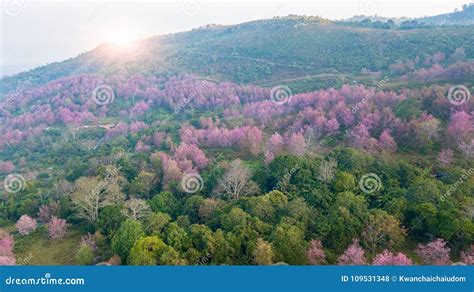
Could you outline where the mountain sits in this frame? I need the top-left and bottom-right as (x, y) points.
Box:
(2, 15), (474, 96)
(0, 11), (473, 266)
(342, 15), (410, 24)
(417, 3), (474, 26)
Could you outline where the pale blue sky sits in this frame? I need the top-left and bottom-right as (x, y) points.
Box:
(0, 0), (470, 77)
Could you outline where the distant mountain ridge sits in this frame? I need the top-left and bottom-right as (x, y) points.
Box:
(344, 2), (474, 26)
(1, 10), (474, 95)
(417, 3), (474, 26)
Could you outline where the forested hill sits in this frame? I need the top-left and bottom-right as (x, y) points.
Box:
(417, 3), (474, 26)
(0, 10), (473, 266)
(1, 15), (474, 95)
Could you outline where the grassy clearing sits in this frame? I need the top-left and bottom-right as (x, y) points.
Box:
(13, 226), (82, 265)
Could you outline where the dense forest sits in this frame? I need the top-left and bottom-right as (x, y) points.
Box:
(0, 10), (473, 266)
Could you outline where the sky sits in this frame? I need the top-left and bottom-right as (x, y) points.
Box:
(0, 0), (470, 77)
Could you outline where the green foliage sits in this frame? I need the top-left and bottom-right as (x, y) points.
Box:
(3, 15), (474, 266)
(149, 192), (180, 218)
(111, 219), (144, 263)
(394, 97), (422, 120)
(75, 245), (94, 265)
(183, 195), (205, 223)
(117, 157), (139, 182)
(129, 236), (169, 265)
(325, 192), (369, 251)
(333, 172), (357, 193)
(165, 222), (191, 252)
(96, 205), (126, 238)
(144, 212), (171, 236)
(271, 221), (306, 265)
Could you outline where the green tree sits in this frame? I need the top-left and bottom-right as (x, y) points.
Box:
(75, 245), (94, 265)
(253, 238), (274, 265)
(271, 221), (306, 265)
(129, 171), (157, 199)
(165, 222), (191, 252)
(111, 219), (144, 263)
(333, 172), (356, 193)
(129, 236), (168, 265)
(96, 205), (126, 238)
(159, 247), (186, 265)
(189, 224), (215, 254)
(150, 191), (180, 217)
(220, 208), (250, 231)
(326, 192), (369, 250)
(145, 212), (171, 236)
(362, 209), (406, 255)
(183, 195), (204, 223)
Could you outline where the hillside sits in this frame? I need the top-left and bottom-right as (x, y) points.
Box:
(0, 13), (473, 267)
(417, 3), (474, 26)
(2, 15), (474, 95)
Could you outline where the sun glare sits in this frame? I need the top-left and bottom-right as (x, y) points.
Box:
(106, 30), (137, 46)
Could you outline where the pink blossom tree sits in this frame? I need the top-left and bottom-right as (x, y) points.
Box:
(80, 233), (97, 251)
(378, 130), (397, 153)
(306, 239), (326, 265)
(173, 143), (209, 170)
(240, 126), (262, 155)
(349, 124), (378, 152)
(47, 217), (68, 240)
(38, 202), (59, 223)
(0, 231), (15, 265)
(129, 121), (149, 133)
(106, 122), (128, 139)
(0, 161), (15, 174)
(135, 140), (151, 153)
(16, 215), (37, 235)
(159, 154), (184, 189)
(0, 232), (14, 256)
(459, 139), (474, 156)
(153, 132), (165, 148)
(266, 132), (285, 155)
(0, 256), (16, 265)
(337, 239), (367, 265)
(264, 132), (285, 164)
(131, 101), (150, 116)
(286, 132), (307, 156)
(372, 250), (413, 265)
(437, 149), (454, 168)
(460, 245), (473, 265)
(416, 238), (452, 265)
(324, 118), (340, 135)
(446, 111), (472, 145)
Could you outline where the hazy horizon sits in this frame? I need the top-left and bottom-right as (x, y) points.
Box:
(1, 0), (471, 77)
